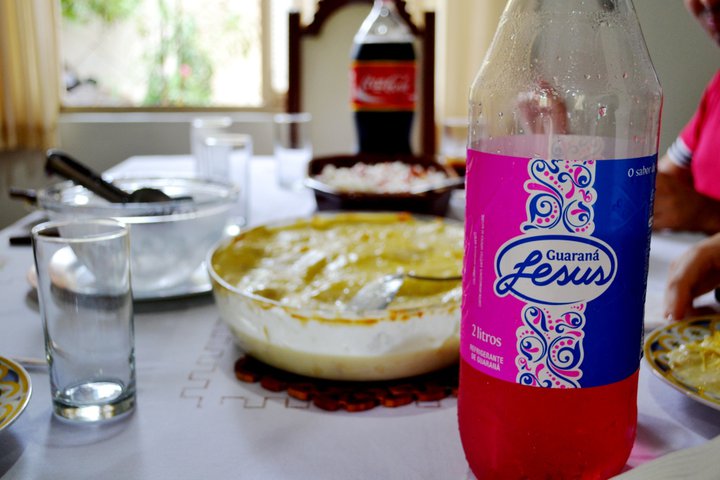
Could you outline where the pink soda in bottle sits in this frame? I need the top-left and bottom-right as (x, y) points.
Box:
(458, 0), (662, 478)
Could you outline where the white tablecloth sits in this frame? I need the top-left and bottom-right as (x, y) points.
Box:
(0, 155), (718, 480)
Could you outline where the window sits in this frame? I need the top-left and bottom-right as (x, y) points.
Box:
(59, 0), (291, 110)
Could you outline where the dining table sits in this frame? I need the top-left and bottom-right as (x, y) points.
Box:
(1, 154), (719, 480)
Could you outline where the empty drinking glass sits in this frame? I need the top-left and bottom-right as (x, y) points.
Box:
(202, 133), (253, 227)
(31, 219), (136, 422)
(274, 113), (313, 190)
(191, 116), (233, 179)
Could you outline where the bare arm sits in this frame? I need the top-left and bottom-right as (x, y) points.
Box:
(653, 154), (720, 234)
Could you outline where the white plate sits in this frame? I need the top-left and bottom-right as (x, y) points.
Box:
(644, 316), (720, 411)
(0, 356), (32, 432)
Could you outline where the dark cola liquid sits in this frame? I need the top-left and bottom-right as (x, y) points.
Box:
(351, 42), (415, 155)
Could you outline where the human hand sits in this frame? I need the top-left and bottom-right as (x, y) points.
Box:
(664, 233), (720, 320)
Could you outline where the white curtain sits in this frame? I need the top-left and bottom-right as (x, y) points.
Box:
(435, 0), (506, 118)
(0, 0), (61, 151)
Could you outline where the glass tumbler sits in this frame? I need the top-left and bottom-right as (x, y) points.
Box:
(274, 113), (313, 190)
(32, 219), (136, 422)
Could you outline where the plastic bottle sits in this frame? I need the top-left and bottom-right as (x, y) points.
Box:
(350, 0), (416, 154)
(459, 1), (662, 478)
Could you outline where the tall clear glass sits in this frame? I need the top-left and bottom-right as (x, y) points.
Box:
(459, 0), (662, 478)
(32, 219), (136, 422)
(274, 113), (313, 190)
(202, 133), (253, 227)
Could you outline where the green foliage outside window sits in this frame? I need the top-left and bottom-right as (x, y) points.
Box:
(61, 0), (214, 107)
(143, 1), (213, 106)
(61, 0), (142, 24)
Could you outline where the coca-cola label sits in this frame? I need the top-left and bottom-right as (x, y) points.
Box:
(461, 149), (656, 388)
(350, 61), (416, 111)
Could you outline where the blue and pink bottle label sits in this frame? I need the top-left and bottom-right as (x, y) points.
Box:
(461, 149), (656, 388)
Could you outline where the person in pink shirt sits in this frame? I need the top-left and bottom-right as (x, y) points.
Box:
(661, 0), (720, 320)
(653, 0), (720, 233)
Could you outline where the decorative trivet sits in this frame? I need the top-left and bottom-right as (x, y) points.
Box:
(234, 355), (459, 412)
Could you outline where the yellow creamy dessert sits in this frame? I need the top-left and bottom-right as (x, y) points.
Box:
(208, 212), (464, 380)
(211, 212), (463, 311)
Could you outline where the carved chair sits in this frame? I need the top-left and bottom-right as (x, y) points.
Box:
(287, 0), (436, 155)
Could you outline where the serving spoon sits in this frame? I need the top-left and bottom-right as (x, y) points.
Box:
(45, 149), (181, 203)
(348, 272), (462, 311)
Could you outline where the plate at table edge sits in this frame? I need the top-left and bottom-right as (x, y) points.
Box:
(0, 356), (32, 432)
(26, 262), (212, 302)
(644, 315), (720, 411)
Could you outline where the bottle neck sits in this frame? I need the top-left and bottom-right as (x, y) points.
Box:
(372, 0), (401, 19)
(471, 0), (662, 159)
(492, 0), (647, 72)
(356, 0), (413, 44)
(504, 0), (625, 14)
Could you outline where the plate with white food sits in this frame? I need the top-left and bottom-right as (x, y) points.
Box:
(644, 316), (720, 411)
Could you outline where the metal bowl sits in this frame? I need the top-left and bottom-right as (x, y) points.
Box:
(37, 177), (238, 295)
(207, 212), (462, 381)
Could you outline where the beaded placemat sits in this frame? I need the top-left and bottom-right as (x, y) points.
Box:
(234, 355), (459, 412)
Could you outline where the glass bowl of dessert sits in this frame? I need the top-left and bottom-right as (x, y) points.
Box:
(207, 212), (463, 381)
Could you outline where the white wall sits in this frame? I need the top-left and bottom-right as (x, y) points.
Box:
(58, 112), (275, 172)
(58, 1), (720, 170)
(300, 4), (368, 156)
(634, 0), (720, 153)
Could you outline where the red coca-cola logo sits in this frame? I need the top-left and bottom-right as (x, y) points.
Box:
(360, 73), (412, 96)
(351, 61), (416, 111)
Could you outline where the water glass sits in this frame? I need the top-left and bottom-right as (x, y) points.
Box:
(202, 133), (253, 227)
(191, 116), (233, 179)
(440, 117), (468, 176)
(274, 113), (312, 190)
(31, 219), (136, 422)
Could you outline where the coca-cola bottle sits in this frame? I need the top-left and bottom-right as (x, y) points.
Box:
(350, 0), (416, 155)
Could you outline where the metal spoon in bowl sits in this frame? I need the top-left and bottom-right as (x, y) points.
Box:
(45, 149), (186, 203)
(348, 272), (462, 311)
